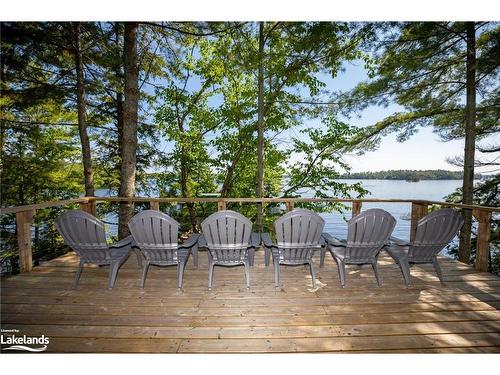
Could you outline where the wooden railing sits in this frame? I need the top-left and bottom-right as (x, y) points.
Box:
(1, 196), (498, 273)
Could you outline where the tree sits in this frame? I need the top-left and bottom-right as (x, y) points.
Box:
(153, 22), (370, 232)
(0, 22), (171, 270)
(251, 22), (370, 209)
(460, 22), (478, 263)
(118, 22), (139, 239)
(154, 36), (219, 230)
(72, 22), (95, 197)
(338, 22), (500, 263)
(256, 22), (265, 231)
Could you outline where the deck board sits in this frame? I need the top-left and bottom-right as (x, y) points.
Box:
(1, 249), (499, 353)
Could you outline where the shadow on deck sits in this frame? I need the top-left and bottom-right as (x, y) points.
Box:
(1, 249), (499, 353)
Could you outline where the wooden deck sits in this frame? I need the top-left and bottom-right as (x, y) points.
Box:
(1, 249), (499, 353)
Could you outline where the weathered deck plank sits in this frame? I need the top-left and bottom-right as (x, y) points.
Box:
(1, 250), (499, 353)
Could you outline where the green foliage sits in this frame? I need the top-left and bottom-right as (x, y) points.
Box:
(285, 118), (367, 199)
(0, 103), (84, 273)
(1, 22), (170, 272)
(339, 22), (499, 149)
(151, 22), (370, 229)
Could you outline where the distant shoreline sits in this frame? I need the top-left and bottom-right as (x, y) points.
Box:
(339, 169), (482, 181)
(338, 178), (466, 180)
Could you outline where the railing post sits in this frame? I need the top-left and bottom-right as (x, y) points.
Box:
(286, 201), (294, 212)
(473, 209), (491, 272)
(150, 200), (160, 211)
(79, 199), (96, 216)
(217, 200), (226, 211)
(410, 202), (428, 241)
(352, 201), (362, 217)
(16, 209), (35, 273)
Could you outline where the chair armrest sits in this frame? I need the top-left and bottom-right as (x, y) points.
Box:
(110, 235), (134, 250)
(179, 233), (201, 249)
(320, 233), (329, 247)
(322, 233), (346, 247)
(249, 232), (261, 248)
(261, 232), (277, 248)
(388, 236), (411, 246)
(197, 234), (207, 248)
(109, 235), (133, 260)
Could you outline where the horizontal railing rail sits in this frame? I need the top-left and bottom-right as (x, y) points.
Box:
(1, 196), (498, 273)
(2, 197), (499, 214)
(0, 197), (95, 215)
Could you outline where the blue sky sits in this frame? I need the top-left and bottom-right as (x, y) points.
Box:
(278, 59), (468, 173)
(318, 60), (466, 173)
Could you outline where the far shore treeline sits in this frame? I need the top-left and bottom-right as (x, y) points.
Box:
(340, 170), (483, 181)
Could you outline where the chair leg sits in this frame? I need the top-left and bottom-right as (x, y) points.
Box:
(244, 261), (250, 289)
(432, 257), (444, 283)
(274, 259), (280, 288)
(140, 262), (150, 289)
(192, 245), (198, 268)
(134, 249), (143, 268)
(73, 260), (85, 289)
(336, 258), (346, 288)
(309, 262), (317, 289)
(265, 247), (271, 267)
(372, 260), (382, 287)
(177, 260), (187, 290)
(398, 259), (412, 287)
(208, 261), (215, 290)
(108, 262), (121, 289)
(248, 248), (255, 267)
(320, 247), (326, 268)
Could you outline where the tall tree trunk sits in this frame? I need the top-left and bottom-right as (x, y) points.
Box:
(256, 22), (265, 231)
(220, 142), (245, 197)
(116, 92), (124, 160)
(179, 144), (197, 231)
(74, 22), (94, 197)
(176, 93), (197, 230)
(458, 22), (477, 263)
(118, 22), (139, 239)
(115, 23), (124, 179)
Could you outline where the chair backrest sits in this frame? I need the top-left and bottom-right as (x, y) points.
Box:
(55, 210), (109, 262)
(345, 208), (396, 262)
(274, 209), (325, 263)
(409, 208), (464, 261)
(128, 210), (180, 263)
(201, 210), (252, 263)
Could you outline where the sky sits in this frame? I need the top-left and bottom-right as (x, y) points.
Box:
(325, 60), (498, 174)
(344, 130), (465, 172)
(281, 60), (468, 173)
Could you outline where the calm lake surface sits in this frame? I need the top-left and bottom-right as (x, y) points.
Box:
(318, 179), (465, 241)
(98, 179), (466, 243)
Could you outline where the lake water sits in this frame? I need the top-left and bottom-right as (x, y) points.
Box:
(317, 179), (464, 241)
(98, 179), (466, 242)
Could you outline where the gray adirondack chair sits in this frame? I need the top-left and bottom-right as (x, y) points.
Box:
(55, 210), (135, 289)
(262, 209), (325, 289)
(386, 208), (464, 286)
(200, 210), (259, 289)
(322, 208), (396, 287)
(128, 210), (200, 289)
